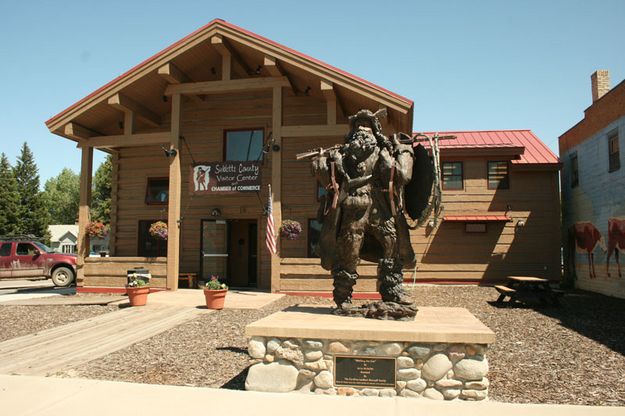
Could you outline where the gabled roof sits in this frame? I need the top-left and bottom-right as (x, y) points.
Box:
(48, 225), (79, 242)
(46, 19), (413, 135)
(413, 130), (560, 167)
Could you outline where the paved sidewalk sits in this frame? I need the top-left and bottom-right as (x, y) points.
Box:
(0, 375), (622, 416)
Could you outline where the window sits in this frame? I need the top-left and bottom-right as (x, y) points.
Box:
(608, 130), (620, 172)
(225, 129), (264, 161)
(317, 182), (328, 201)
(61, 244), (76, 254)
(137, 220), (167, 257)
(145, 178), (169, 204)
(465, 223), (487, 233)
(570, 153), (579, 188)
(0, 243), (11, 256)
(442, 162), (463, 190)
(16, 243), (38, 256)
(308, 219), (322, 258)
(487, 161), (509, 189)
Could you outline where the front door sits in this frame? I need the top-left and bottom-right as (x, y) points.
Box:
(13, 242), (45, 277)
(228, 220), (258, 288)
(200, 220), (229, 284)
(0, 242), (13, 278)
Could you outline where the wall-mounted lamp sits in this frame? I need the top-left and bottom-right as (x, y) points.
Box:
(516, 219), (526, 228)
(162, 146), (177, 158)
(211, 208), (222, 217)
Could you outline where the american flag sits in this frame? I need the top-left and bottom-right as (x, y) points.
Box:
(265, 184), (277, 255)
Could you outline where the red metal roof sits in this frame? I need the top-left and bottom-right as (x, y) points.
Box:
(413, 130), (560, 166)
(443, 215), (512, 222)
(46, 19), (412, 127)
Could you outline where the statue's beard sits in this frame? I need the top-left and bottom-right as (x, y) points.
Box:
(345, 130), (377, 163)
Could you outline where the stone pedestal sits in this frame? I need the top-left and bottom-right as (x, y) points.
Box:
(245, 306), (495, 400)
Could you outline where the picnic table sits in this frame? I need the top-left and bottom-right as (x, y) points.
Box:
(494, 276), (564, 306)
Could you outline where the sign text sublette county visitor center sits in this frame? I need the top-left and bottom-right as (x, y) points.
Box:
(190, 161), (262, 194)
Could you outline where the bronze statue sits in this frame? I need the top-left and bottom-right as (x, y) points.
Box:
(300, 109), (434, 320)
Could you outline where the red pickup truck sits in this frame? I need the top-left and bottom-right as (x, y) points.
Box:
(0, 239), (77, 287)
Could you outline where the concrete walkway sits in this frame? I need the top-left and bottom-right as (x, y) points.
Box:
(0, 304), (208, 376)
(0, 375), (622, 416)
(0, 289), (283, 376)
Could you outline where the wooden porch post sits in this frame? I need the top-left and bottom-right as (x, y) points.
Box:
(76, 146), (93, 287)
(270, 86), (283, 292)
(166, 93), (182, 290)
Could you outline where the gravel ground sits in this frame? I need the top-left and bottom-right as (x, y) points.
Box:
(0, 303), (119, 342)
(68, 286), (625, 406)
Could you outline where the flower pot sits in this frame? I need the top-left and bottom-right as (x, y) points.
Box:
(126, 286), (150, 306)
(203, 288), (227, 310)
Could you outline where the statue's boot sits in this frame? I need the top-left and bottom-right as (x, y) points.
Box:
(378, 257), (413, 305)
(332, 269), (358, 309)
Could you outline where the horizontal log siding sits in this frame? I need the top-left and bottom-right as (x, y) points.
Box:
(112, 90), (332, 290)
(83, 257), (166, 287)
(278, 158), (561, 290)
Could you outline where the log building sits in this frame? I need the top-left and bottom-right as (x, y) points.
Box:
(45, 20), (561, 293)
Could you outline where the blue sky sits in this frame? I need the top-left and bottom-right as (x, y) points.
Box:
(1, 0), (624, 184)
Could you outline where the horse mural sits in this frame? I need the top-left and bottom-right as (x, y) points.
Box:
(607, 217), (625, 278)
(570, 222), (607, 279)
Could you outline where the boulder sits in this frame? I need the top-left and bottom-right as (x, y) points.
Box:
(266, 338), (281, 353)
(423, 388), (444, 400)
(397, 356), (415, 369)
(313, 370), (333, 389)
(422, 354), (452, 381)
(375, 343), (403, 356)
(407, 345), (431, 359)
(304, 350), (323, 361)
(245, 360), (299, 392)
(248, 337), (266, 359)
(397, 368), (421, 381)
(327, 341), (350, 354)
(406, 378), (427, 393)
(454, 358), (489, 381)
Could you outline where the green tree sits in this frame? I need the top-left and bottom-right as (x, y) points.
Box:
(42, 168), (80, 224)
(0, 153), (20, 236)
(91, 155), (112, 223)
(14, 142), (50, 238)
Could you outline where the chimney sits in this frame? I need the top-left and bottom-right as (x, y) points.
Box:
(591, 70), (610, 102)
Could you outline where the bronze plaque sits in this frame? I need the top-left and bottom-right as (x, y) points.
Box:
(334, 355), (396, 388)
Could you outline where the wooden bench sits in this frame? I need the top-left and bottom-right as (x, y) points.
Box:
(494, 285), (517, 304)
(178, 273), (197, 289)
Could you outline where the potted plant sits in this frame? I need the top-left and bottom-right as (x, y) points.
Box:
(86, 221), (109, 239)
(126, 273), (150, 306)
(280, 219), (302, 240)
(203, 275), (228, 310)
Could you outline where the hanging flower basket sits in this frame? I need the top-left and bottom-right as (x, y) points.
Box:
(86, 221), (109, 238)
(280, 220), (302, 240)
(149, 221), (168, 240)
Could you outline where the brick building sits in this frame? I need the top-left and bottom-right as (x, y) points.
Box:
(560, 70), (625, 298)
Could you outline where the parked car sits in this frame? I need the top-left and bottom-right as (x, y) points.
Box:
(0, 238), (77, 287)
